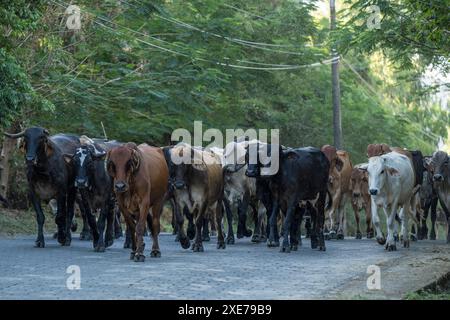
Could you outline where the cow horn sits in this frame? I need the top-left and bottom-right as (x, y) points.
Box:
(3, 130), (25, 139)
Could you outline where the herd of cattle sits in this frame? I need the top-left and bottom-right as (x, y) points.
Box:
(2, 127), (449, 261)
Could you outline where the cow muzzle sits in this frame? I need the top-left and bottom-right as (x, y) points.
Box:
(353, 192), (361, 198)
(433, 174), (443, 182)
(26, 156), (37, 165)
(245, 170), (258, 178)
(174, 181), (186, 189)
(75, 178), (89, 188)
(114, 181), (128, 193)
(369, 189), (378, 196)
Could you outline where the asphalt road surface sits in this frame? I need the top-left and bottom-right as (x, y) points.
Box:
(0, 233), (449, 299)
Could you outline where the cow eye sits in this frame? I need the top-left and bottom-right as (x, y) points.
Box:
(380, 170), (384, 174)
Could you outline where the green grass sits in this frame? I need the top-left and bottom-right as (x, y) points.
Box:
(405, 290), (450, 300)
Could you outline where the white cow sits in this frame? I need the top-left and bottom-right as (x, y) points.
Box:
(364, 152), (417, 251)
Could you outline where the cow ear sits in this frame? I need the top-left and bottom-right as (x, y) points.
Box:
(358, 164), (368, 171)
(192, 162), (208, 171)
(45, 141), (54, 158)
(63, 154), (72, 164)
(387, 167), (400, 176)
(131, 149), (140, 172)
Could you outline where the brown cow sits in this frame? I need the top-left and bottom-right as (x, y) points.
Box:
(349, 164), (373, 239)
(366, 143), (391, 158)
(321, 145), (353, 240)
(169, 143), (225, 252)
(107, 143), (168, 262)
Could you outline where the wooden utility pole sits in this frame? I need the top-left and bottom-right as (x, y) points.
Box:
(330, 0), (343, 149)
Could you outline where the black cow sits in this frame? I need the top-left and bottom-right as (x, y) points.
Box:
(245, 143), (330, 252)
(3, 127), (91, 247)
(162, 146), (196, 243)
(64, 144), (115, 251)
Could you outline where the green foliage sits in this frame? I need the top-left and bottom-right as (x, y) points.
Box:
(0, 0), (447, 160)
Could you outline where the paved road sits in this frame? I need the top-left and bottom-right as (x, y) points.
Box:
(0, 233), (449, 299)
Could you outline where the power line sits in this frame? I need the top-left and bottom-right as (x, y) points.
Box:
(50, 0), (338, 71)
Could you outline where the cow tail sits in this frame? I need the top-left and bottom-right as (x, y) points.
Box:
(325, 189), (333, 211)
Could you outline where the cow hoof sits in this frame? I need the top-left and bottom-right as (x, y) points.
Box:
(79, 231), (93, 241)
(403, 240), (410, 248)
(172, 229), (177, 235)
(123, 241), (131, 249)
(174, 234), (180, 242)
(95, 245), (105, 252)
(62, 238), (71, 247)
(34, 239), (45, 248)
(367, 231), (374, 239)
(337, 233), (344, 240)
(150, 250), (161, 258)
(394, 234), (400, 242)
(217, 242), (226, 250)
(192, 243), (204, 252)
(329, 231), (337, 240)
(187, 226), (195, 240)
(130, 251), (136, 260)
(251, 235), (261, 243)
(114, 231), (123, 239)
(355, 232), (362, 240)
(244, 229), (253, 237)
(71, 221), (78, 232)
(280, 245), (291, 253)
(385, 244), (397, 251)
(52, 232), (58, 239)
(105, 239), (113, 248)
(410, 234), (417, 242)
(202, 235), (211, 242)
(324, 233), (331, 241)
(267, 240), (279, 247)
(290, 244), (298, 251)
(376, 235), (386, 245)
(319, 245), (326, 251)
(180, 237), (190, 249)
(311, 238), (318, 249)
(134, 254), (145, 262)
(226, 236), (235, 245)
(430, 231), (436, 240)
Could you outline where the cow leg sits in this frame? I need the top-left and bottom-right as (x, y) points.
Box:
(29, 190), (45, 248)
(114, 206), (123, 239)
(124, 224), (132, 249)
(193, 206), (206, 252)
(281, 199), (297, 253)
(122, 213), (136, 258)
(252, 203), (263, 243)
(149, 201), (164, 258)
(202, 217), (210, 241)
(429, 197), (438, 240)
(77, 199), (92, 241)
(56, 193), (68, 246)
(79, 191), (99, 249)
(192, 217), (204, 252)
(185, 207), (195, 240)
(223, 198), (235, 244)
(289, 206), (302, 251)
(419, 199), (430, 240)
(216, 201), (226, 249)
(94, 205), (108, 252)
(267, 200), (280, 247)
(133, 200), (150, 262)
(372, 199), (385, 245)
(171, 200), (178, 236)
(174, 200), (190, 249)
(104, 199), (115, 248)
(394, 214), (401, 242)
(399, 206), (410, 248)
(316, 191), (327, 251)
(352, 201), (362, 239)
(385, 203), (398, 251)
(237, 196), (252, 238)
(309, 203), (318, 249)
(365, 202), (374, 238)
